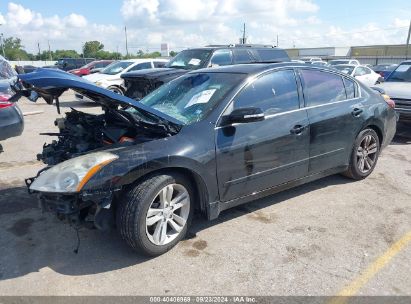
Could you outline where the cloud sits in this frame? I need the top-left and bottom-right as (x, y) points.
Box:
(65, 13), (88, 28)
(0, 13), (6, 25)
(1, 2), (122, 53)
(393, 18), (409, 27)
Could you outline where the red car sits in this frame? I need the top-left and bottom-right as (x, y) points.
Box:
(68, 60), (114, 77)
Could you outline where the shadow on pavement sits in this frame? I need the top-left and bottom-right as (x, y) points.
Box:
(391, 121), (411, 145)
(0, 174), (350, 280)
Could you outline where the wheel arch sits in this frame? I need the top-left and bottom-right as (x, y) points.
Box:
(364, 123), (383, 147)
(119, 165), (211, 218)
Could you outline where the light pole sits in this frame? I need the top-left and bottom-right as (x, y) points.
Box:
(0, 29), (6, 59)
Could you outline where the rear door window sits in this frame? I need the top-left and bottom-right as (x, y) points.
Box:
(343, 78), (357, 99)
(299, 69), (347, 106)
(354, 67), (369, 76)
(210, 49), (233, 66)
(129, 62), (153, 71)
(234, 69), (300, 115)
(154, 61), (166, 68)
(233, 50), (254, 64)
(255, 49), (290, 62)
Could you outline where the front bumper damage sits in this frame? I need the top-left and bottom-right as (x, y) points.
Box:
(26, 174), (120, 230)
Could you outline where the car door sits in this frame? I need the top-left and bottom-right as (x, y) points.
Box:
(216, 69), (310, 202)
(298, 68), (365, 173)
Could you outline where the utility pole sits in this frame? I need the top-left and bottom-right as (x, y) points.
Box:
(0, 33), (5, 58)
(124, 26), (129, 57)
(242, 23), (246, 44)
(37, 42), (41, 60)
(48, 40), (52, 61)
(276, 34), (279, 47)
(406, 19), (411, 60)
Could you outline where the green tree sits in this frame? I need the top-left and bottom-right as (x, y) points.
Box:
(2, 37), (30, 60)
(82, 41), (104, 58)
(53, 49), (80, 59)
(95, 50), (122, 60)
(169, 51), (178, 57)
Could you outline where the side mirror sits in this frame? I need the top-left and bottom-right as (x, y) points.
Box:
(226, 107), (265, 124)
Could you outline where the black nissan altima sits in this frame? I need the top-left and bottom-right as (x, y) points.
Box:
(15, 64), (396, 256)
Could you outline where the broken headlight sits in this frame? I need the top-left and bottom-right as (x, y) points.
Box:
(30, 152), (118, 193)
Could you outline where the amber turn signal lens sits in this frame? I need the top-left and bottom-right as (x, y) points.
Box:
(382, 94), (395, 109)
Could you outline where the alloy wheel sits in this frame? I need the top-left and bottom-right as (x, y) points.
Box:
(145, 184), (190, 246)
(356, 134), (378, 174)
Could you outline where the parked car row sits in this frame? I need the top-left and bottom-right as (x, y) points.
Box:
(333, 64), (382, 86)
(377, 61), (411, 121)
(82, 59), (169, 95)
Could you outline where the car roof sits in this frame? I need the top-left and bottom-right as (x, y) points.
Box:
(335, 64), (356, 67)
(182, 45), (283, 51)
(122, 58), (168, 63)
(187, 62), (336, 76)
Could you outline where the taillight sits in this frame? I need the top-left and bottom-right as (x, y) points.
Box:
(382, 94), (395, 109)
(0, 93), (13, 109)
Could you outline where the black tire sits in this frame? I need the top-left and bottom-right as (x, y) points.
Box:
(108, 86), (124, 95)
(342, 128), (380, 180)
(116, 173), (193, 256)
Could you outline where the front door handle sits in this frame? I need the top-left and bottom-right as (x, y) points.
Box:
(352, 108), (363, 117)
(290, 125), (305, 135)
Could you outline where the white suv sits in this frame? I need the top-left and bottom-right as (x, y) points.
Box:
(328, 59), (360, 66)
(83, 58), (168, 95)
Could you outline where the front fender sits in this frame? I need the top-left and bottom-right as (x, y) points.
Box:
(82, 155), (219, 205)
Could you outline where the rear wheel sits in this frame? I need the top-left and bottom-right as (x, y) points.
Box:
(116, 173), (193, 256)
(342, 128), (380, 180)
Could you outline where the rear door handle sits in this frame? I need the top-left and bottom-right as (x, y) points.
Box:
(352, 108), (363, 117)
(290, 125), (305, 135)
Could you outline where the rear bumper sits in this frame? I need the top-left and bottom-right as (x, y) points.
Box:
(0, 105), (24, 141)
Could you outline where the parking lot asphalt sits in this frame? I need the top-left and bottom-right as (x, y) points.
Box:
(0, 92), (410, 296)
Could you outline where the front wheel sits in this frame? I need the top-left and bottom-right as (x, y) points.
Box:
(342, 128), (380, 180)
(108, 86), (124, 95)
(116, 173), (193, 256)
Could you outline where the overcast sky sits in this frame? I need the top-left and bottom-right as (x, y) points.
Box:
(0, 0), (410, 54)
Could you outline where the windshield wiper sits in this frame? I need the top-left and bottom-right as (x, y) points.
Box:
(168, 65), (188, 70)
(121, 109), (180, 136)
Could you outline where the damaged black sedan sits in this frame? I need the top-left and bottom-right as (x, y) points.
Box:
(16, 65), (396, 256)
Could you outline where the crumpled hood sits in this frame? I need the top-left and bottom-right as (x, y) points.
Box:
(121, 68), (187, 83)
(17, 68), (183, 126)
(377, 82), (411, 99)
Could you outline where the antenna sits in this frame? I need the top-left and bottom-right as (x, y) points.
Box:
(240, 23), (247, 44)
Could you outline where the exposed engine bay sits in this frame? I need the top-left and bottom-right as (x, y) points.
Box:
(38, 107), (176, 165)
